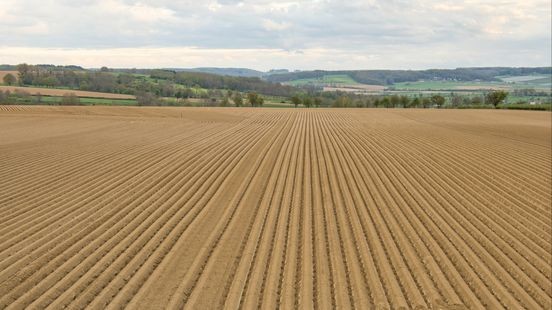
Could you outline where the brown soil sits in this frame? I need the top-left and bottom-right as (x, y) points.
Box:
(0, 86), (135, 99)
(0, 106), (550, 309)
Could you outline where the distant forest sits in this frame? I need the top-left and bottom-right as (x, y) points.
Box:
(4, 64), (550, 88)
(4, 64), (297, 97)
(265, 67), (552, 85)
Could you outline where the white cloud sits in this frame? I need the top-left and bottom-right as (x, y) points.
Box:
(432, 3), (464, 12)
(262, 19), (291, 31)
(1, 44), (549, 71)
(18, 21), (50, 35)
(98, 0), (177, 23)
(0, 0), (549, 69)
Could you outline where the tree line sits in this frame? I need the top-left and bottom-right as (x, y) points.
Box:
(149, 69), (295, 96)
(287, 91), (510, 109)
(9, 64), (299, 99)
(3, 64), (549, 110)
(15, 64), (134, 94)
(136, 90), (266, 107)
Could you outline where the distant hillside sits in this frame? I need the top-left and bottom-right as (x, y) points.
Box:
(1, 64), (85, 71)
(36, 64), (86, 71)
(265, 67), (552, 85)
(2, 64), (299, 98)
(0, 65), (16, 71)
(150, 69), (296, 96)
(168, 67), (265, 78)
(162, 68), (292, 78)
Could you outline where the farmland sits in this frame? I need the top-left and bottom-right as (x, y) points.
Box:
(3, 65), (550, 108)
(285, 74), (361, 86)
(0, 86), (135, 99)
(392, 74), (552, 91)
(0, 106), (550, 309)
(277, 72), (551, 106)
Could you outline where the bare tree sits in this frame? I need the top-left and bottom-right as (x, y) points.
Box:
(61, 93), (81, 105)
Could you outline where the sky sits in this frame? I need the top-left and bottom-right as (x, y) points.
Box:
(0, 0), (550, 71)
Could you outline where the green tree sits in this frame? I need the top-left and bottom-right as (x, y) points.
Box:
(233, 92), (243, 107)
(40, 76), (59, 88)
(219, 90), (233, 107)
(333, 96), (352, 108)
(2, 73), (16, 86)
(471, 96), (483, 105)
(421, 97), (431, 108)
(399, 95), (410, 108)
(291, 95), (301, 108)
(411, 97), (421, 108)
(314, 97), (322, 108)
(485, 90), (508, 108)
(430, 95), (445, 108)
(364, 98), (374, 108)
(381, 97), (390, 108)
(220, 96), (229, 107)
(303, 97), (313, 108)
(389, 95), (400, 108)
(247, 92), (261, 107)
(79, 81), (89, 91)
(16, 63), (32, 85)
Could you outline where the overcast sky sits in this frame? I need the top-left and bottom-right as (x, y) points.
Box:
(0, 0), (550, 70)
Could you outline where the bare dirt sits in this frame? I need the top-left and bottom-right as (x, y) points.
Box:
(0, 86), (135, 99)
(0, 106), (550, 309)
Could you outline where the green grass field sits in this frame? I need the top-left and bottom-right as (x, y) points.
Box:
(286, 74), (359, 87)
(499, 103), (552, 111)
(392, 80), (504, 90)
(393, 74), (551, 91)
(498, 74), (551, 83)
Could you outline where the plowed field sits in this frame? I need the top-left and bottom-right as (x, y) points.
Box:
(0, 86), (135, 99)
(0, 106), (550, 309)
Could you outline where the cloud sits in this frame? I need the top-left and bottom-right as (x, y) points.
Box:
(99, 0), (177, 23)
(0, 0), (549, 69)
(1, 45), (549, 71)
(262, 19), (291, 31)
